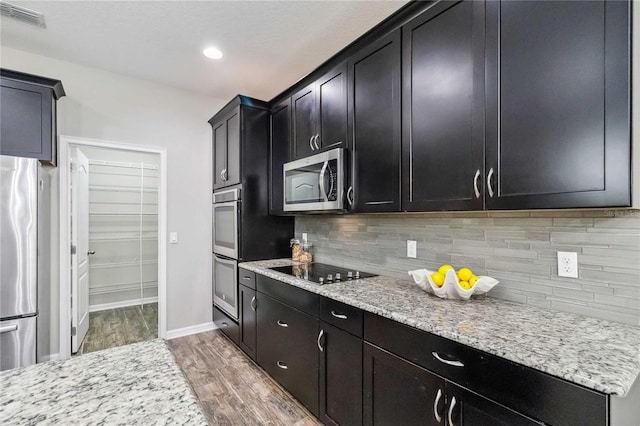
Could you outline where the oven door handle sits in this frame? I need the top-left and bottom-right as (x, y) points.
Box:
(213, 254), (237, 266)
(319, 161), (329, 202)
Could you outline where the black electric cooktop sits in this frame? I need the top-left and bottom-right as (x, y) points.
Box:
(270, 262), (377, 284)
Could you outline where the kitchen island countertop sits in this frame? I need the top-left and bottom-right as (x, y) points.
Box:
(240, 258), (640, 397)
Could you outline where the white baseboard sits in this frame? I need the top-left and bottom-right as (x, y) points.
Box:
(38, 352), (60, 363)
(89, 297), (159, 312)
(166, 321), (217, 340)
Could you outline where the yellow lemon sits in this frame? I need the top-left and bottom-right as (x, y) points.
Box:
(430, 272), (445, 287)
(469, 276), (480, 287)
(457, 267), (473, 282)
(459, 281), (471, 290)
(438, 264), (454, 275)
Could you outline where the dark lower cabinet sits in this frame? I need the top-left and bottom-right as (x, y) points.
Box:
(363, 342), (444, 426)
(347, 29), (401, 213)
(319, 322), (362, 426)
(256, 292), (319, 416)
(238, 284), (257, 361)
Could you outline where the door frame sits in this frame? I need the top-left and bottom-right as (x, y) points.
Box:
(59, 135), (168, 360)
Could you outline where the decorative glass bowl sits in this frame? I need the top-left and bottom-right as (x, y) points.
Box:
(408, 269), (499, 301)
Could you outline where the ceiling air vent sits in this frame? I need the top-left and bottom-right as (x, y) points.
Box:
(0, 1), (45, 28)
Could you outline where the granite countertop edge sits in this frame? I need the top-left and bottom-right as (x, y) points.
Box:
(239, 259), (640, 397)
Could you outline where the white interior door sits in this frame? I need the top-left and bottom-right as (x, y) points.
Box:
(71, 147), (90, 353)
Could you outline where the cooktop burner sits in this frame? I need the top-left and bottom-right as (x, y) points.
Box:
(270, 262), (377, 284)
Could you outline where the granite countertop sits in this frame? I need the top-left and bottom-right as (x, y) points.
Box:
(240, 258), (640, 397)
(0, 339), (208, 425)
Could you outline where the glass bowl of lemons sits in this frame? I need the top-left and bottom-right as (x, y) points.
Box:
(408, 264), (499, 300)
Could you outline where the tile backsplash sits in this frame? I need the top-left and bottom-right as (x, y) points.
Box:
(296, 210), (640, 326)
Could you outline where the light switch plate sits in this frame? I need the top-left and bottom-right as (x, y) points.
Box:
(407, 240), (417, 258)
(302, 232), (308, 243)
(557, 251), (578, 278)
(170, 232), (178, 244)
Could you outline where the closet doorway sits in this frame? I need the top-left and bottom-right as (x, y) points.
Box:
(59, 136), (167, 360)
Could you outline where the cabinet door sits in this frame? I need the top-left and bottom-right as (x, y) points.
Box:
(212, 120), (227, 190)
(269, 99), (291, 215)
(363, 343), (445, 426)
(316, 63), (347, 152)
(0, 80), (54, 164)
(225, 108), (241, 187)
(238, 284), (257, 361)
(256, 293), (319, 416)
(319, 322), (362, 426)
(485, 0), (630, 209)
(445, 382), (542, 426)
(292, 84), (317, 159)
(402, 0), (485, 211)
(348, 30), (401, 212)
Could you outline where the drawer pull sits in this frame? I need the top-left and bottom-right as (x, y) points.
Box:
(277, 361), (288, 369)
(221, 321), (228, 327)
(448, 396), (457, 426)
(434, 388), (442, 423)
(277, 320), (288, 328)
(432, 352), (464, 368)
(330, 310), (348, 320)
(242, 276), (252, 281)
(317, 329), (324, 352)
(0, 324), (18, 334)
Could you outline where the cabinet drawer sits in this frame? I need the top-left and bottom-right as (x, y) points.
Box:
(257, 294), (319, 415)
(364, 312), (606, 426)
(238, 268), (256, 290)
(213, 305), (239, 344)
(320, 297), (363, 337)
(257, 274), (318, 316)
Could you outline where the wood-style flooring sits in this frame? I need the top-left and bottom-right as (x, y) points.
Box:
(77, 303), (158, 355)
(168, 329), (322, 426)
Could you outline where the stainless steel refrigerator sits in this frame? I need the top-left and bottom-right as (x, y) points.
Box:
(0, 155), (42, 370)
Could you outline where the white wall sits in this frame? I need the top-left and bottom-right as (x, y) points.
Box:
(1, 46), (226, 358)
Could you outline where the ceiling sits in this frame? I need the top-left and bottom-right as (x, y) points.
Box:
(0, 1), (409, 101)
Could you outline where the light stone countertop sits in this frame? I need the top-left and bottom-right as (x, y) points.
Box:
(0, 339), (208, 425)
(240, 258), (640, 397)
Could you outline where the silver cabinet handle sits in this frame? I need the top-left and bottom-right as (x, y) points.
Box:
(277, 320), (288, 328)
(434, 388), (443, 423)
(250, 296), (256, 311)
(220, 321), (228, 327)
(314, 134), (320, 150)
(0, 324), (18, 334)
(317, 329), (324, 352)
(220, 170), (225, 180)
(432, 352), (464, 367)
(242, 276), (252, 281)
(487, 168), (494, 198)
(347, 186), (354, 206)
(448, 396), (457, 426)
(473, 169), (481, 199)
(88, 250), (96, 255)
(277, 361), (288, 369)
(330, 310), (348, 320)
(309, 136), (315, 151)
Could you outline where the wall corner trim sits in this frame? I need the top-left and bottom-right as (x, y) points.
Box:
(165, 321), (217, 340)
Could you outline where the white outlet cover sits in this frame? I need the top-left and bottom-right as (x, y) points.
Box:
(407, 240), (417, 258)
(170, 232), (178, 244)
(557, 251), (578, 278)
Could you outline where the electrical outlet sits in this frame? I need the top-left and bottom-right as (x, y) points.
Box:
(170, 232), (178, 244)
(557, 251), (578, 278)
(302, 232), (308, 242)
(407, 240), (417, 258)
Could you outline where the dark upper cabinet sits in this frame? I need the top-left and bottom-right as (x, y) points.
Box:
(347, 29), (401, 213)
(238, 283), (257, 361)
(291, 64), (347, 160)
(485, 0), (631, 209)
(209, 96), (270, 191)
(0, 69), (65, 166)
(269, 99), (291, 215)
(402, 0), (485, 212)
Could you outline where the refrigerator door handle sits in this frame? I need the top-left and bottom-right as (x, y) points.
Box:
(0, 324), (18, 334)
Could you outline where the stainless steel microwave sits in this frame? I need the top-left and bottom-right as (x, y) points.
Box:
(283, 148), (345, 212)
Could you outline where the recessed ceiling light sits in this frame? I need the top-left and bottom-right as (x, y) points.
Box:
(203, 47), (223, 60)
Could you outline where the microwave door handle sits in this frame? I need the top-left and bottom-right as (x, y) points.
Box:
(319, 161), (329, 202)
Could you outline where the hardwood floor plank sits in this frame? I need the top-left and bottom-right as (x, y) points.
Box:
(168, 329), (322, 426)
